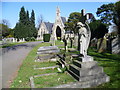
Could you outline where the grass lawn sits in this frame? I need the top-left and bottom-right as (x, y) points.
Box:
(10, 41), (74, 88)
(34, 61), (57, 68)
(34, 73), (76, 88)
(88, 47), (120, 88)
(1, 42), (26, 48)
(10, 42), (51, 88)
(1, 40), (43, 48)
(10, 40), (120, 88)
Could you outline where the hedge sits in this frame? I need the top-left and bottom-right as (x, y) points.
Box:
(43, 34), (51, 42)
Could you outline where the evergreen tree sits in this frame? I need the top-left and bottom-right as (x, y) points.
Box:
(30, 10), (37, 38)
(19, 6), (27, 25)
(14, 6), (37, 40)
(14, 6), (28, 39)
(26, 10), (30, 37)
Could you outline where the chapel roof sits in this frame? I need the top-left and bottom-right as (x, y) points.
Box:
(44, 22), (53, 33)
(61, 17), (66, 24)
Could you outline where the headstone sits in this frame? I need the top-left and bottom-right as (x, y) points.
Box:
(97, 37), (107, 53)
(15, 38), (18, 42)
(112, 37), (120, 54)
(90, 38), (97, 47)
(12, 38), (15, 42)
(23, 38), (25, 42)
(63, 35), (68, 52)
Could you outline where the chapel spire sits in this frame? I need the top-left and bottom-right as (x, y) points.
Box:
(56, 6), (60, 17)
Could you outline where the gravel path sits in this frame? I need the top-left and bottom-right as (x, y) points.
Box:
(1, 41), (43, 88)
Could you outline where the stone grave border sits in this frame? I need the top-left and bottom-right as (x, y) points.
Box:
(34, 65), (59, 70)
(29, 73), (57, 88)
(29, 71), (79, 88)
(30, 70), (103, 88)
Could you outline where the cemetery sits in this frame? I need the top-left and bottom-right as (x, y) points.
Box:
(10, 21), (120, 88)
(1, 1), (120, 89)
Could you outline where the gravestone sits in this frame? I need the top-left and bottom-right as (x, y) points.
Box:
(74, 35), (78, 47)
(36, 46), (60, 62)
(68, 22), (110, 88)
(63, 35), (68, 52)
(112, 36), (120, 54)
(97, 38), (107, 53)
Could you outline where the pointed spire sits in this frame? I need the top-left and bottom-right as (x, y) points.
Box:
(56, 6), (60, 16)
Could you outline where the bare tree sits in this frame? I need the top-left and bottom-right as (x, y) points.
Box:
(2, 19), (10, 27)
(37, 14), (44, 29)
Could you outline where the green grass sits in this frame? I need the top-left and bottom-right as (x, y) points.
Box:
(10, 41), (75, 88)
(10, 40), (120, 88)
(34, 73), (76, 88)
(1, 42), (26, 48)
(10, 42), (51, 88)
(34, 61), (57, 68)
(60, 47), (120, 88)
(1, 40), (43, 48)
(55, 40), (64, 46)
(88, 47), (120, 88)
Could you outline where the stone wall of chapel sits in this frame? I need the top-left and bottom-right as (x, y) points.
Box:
(37, 22), (48, 40)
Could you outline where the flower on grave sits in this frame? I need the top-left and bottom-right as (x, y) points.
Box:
(11, 85), (14, 87)
(58, 78), (60, 81)
(57, 68), (62, 72)
(19, 80), (22, 83)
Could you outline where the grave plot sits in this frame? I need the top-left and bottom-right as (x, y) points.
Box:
(35, 46), (60, 62)
(30, 72), (76, 88)
(28, 44), (77, 88)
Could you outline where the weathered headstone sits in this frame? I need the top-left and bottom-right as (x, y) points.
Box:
(73, 35), (78, 47)
(112, 36), (120, 54)
(63, 35), (68, 52)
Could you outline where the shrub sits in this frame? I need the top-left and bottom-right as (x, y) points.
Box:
(25, 37), (31, 41)
(31, 37), (36, 41)
(43, 34), (51, 42)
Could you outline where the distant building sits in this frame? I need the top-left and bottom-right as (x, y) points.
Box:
(37, 7), (94, 40)
(37, 7), (66, 40)
(37, 22), (53, 40)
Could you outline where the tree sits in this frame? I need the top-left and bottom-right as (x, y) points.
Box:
(64, 12), (82, 34)
(19, 6), (27, 25)
(2, 19), (10, 27)
(14, 6), (28, 39)
(96, 3), (115, 25)
(115, 1), (120, 49)
(89, 20), (108, 39)
(30, 10), (37, 38)
(115, 1), (120, 35)
(14, 7), (37, 39)
(0, 24), (9, 37)
(37, 14), (44, 29)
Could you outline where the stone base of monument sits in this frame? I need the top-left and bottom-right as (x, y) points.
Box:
(67, 55), (110, 88)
